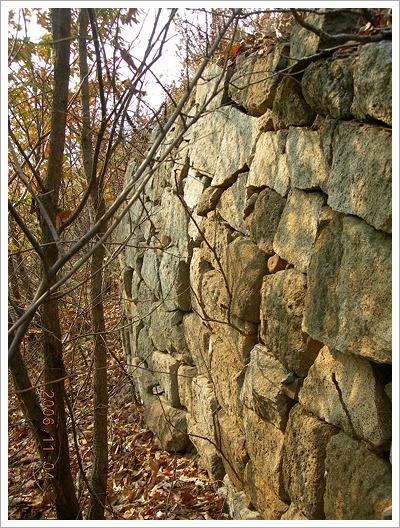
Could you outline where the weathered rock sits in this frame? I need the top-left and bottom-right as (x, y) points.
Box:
(281, 505), (309, 520)
(302, 56), (354, 119)
(327, 122), (391, 233)
(245, 188), (286, 255)
(260, 268), (321, 377)
(282, 404), (338, 519)
(289, 11), (360, 71)
(159, 249), (191, 312)
(199, 212), (233, 268)
(136, 325), (154, 362)
(141, 241), (162, 298)
(223, 237), (268, 323)
(189, 107), (259, 187)
(303, 214), (392, 363)
(130, 277), (155, 326)
(177, 365), (197, 412)
(130, 357), (159, 407)
(196, 63), (231, 111)
(229, 45), (289, 116)
(247, 131), (289, 196)
(240, 345), (294, 430)
(286, 128), (328, 190)
(257, 108), (275, 132)
(211, 319), (257, 364)
(182, 312), (211, 375)
(216, 411), (248, 490)
(273, 189), (327, 273)
(243, 461), (289, 519)
(144, 395), (189, 451)
(351, 41), (392, 126)
(242, 406), (287, 500)
(267, 253), (287, 274)
(299, 346), (392, 450)
(272, 76), (316, 129)
(220, 474), (264, 520)
(190, 375), (219, 441)
(183, 168), (210, 210)
(209, 337), (243, 419)
(149, 306), (191, 364)
(324, 432), (392, 519)
(216, 172), (248, 234)
(197, 186), (224, 216)
(121, 266), (133, 298)
(149, 351), (181, 408)
(187, 416), (225, 482)
(160, 188), (190, 257)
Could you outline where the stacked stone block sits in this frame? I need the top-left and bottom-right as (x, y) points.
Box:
(118, 12), (392, 521)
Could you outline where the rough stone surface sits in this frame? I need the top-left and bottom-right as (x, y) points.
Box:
(216, 412), (248, 490)
(272, 76), (316, 129)
(240, 345), (294, 430)
(299, 346), (391, 450)
(149, 351), (181, 408)
(216, 172), (248, 234)
(149, 306), (191, 364)
(351, 41), (392, 126)
(130, 357), (159, 407)
(327, 122), (392, 233)
(281, 505), (309, 520)
(273, 189), (327, 273)
(182, 312), (211, 375)
(219, 474), (264, 520)
(177, 365), (197, 412)
(245, 188), (286, 255)
(260, 268), (321, 377)
(189, 107), (259, 187)
(196, 63), (230, 111)
(223, 237), (268, 323)
(190, 375), (219, 442)
(303, 213), (392, 363)
(289, 11), (360, 71)
(242, 407), (287, 500)
(282, 404), (338, 519)
(267, 253), (287, 274)
(324, 432), (392, 519)
(141, 242), (162, 298)
(243, 461), (289, 519)
(187, 417), (225, 483)
(286, 128), (328, 190)
(199, 212), (233, 268)
(302, 56), (354, 119)
(158, 249), (191, 312)
(247, 131), (290, 196)
(197, 186), (224, 217)
(144, 396), (189, 451)
(160, 188), (190, 257)
(229, 45), (289, 116)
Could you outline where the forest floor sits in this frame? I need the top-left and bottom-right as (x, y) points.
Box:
(8, 291), (230, 521)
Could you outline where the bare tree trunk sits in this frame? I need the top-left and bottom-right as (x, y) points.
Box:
(40, 8), (82, 519)
(79, 9), (109, 519)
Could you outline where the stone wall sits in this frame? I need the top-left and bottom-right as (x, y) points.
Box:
(118, 13), (392, 521)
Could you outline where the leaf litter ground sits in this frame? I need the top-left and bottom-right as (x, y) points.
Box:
(8, 294), (231, 520)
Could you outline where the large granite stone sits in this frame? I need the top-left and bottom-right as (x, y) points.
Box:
(149, 305), (191, 364)
(216, 411), (248, 490)
(247, 131), (290, 196)
(177, 365), (197, 412)
(190, 375), (219, 442)
(144, 395), (189, 451)
(286, 128), (328, 190)
(303, 213), (392, 363)
(272, 76), (316, 129)
(324, 432), (392, 519)
(229, 44), (289, 116)
(273, 189), (327, 273)
(149, 351), (181, 408)
(260, 268), (320, 377)
(282, 404), (338, 519)
(159, 248), (191, 312)
(160, 187), (190, 257)
(242, 407), (287, 500)
(189, 107), (259, 187)
(240, 345), (294, 430)
(220, 474), (264, 520)
(351, 41), (392, 126)
(199, 211), (233, 268)
(182, 311), (211, 375)
(243, 461), (289, 519)
(299, 346), (391, 450)
(223, 237), (268, 323)
(196, 63), (231, 111)
(216, 172), (248, 234)
(289, 11), (360, 71)
(302, 56), (354, 119)
(327, 122), (391, 233)
(245, 187), (286, 255)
